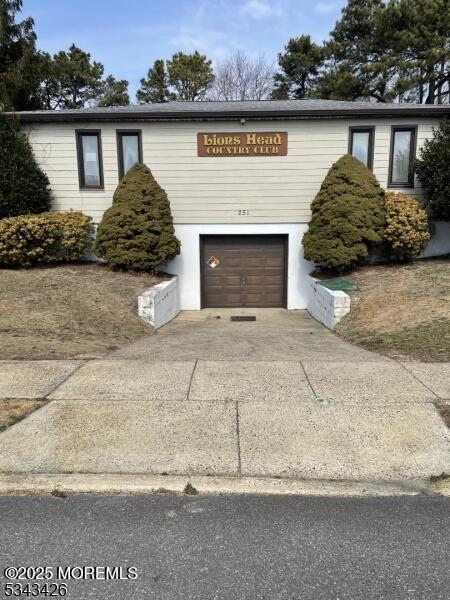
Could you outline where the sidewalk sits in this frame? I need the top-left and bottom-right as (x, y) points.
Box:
(0, 310), (448, 494)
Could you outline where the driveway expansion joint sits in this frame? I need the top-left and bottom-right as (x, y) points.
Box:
(395, 360), (441, 399)
(43, 361), (86, 399)
(186, 359), (198, 400)
(235, 401), (242, 477)
(299, 360), (317, 398)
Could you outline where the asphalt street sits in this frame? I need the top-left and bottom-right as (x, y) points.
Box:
(0, 495), (449, 600)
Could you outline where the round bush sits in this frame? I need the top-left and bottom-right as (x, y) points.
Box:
(383, 192), (430, 262)
(0, 117), (52, 218)
(302, 154), (386, 270)
(0, 211), (94, 267)
(94, 163), (180, 271)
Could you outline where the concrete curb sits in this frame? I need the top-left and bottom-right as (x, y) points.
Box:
(0, 474), (444, 498)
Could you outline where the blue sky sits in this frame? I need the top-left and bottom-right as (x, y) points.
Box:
(22, 0), (346, 98)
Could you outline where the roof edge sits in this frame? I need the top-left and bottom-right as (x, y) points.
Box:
(2, 105), (450, 123)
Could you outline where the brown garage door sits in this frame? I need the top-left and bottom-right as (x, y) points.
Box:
(201, 235), (287, 308)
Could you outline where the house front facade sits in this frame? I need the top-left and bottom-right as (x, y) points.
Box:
(13, 100), (450, 310)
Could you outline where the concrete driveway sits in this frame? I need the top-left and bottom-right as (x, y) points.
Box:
(0, 309), (448, 489)
(112, 308), (386, 361)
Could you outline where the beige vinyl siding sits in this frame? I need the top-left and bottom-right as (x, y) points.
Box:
(26, 118), (439, 224)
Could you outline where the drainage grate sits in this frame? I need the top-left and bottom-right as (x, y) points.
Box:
(230, 316), (256, 322)
(315, 397), (330, 405)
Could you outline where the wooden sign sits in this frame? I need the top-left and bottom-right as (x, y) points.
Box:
(197, 132), (288, 157)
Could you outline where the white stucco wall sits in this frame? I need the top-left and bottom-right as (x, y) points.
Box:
(165, 223), (313, 310)
(420, 221), (450, 258)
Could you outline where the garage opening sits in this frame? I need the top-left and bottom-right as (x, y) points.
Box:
(201, 235), (287, 308)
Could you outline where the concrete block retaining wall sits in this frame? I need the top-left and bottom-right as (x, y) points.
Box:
(138, 277), (180, 329)
(306, 276), (351, 330)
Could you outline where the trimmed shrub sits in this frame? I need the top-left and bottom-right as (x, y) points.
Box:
(383, 192), (430, 262)
(0, 117), (52, 218)
(0, 211), (94, 267)
(415, 119), (450, 221)
(94, 163), (180, 271)
(302, 154), (386, 270)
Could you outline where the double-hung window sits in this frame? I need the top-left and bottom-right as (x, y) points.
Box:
(388, 126), (417, 188)
(117, 130), (143, 179)
(348, 126), (375, 170)
(76, 130), (103, 189)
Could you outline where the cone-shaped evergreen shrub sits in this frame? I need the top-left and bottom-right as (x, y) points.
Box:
(302, 154), (386, 270)
(94, 163), (180, 271)
(0, 118), (52, 218)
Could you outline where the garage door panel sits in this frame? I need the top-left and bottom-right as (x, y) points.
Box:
(265, 257), (284, 267)
(245, 292), (283, 307)
(223, 276), (243, 286)
(202, 236), (287, 308)
(222, 257), (241, 268)
(246, 258), (283, 268)
(246, 273), (283, 283)
(245, 257), (265, 268)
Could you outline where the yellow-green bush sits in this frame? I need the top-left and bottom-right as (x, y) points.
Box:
(0, 211), (94, 267)
(383, 192), (430, 262)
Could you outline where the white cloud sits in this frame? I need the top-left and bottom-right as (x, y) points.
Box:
(171, 1), (248, 62)
(172, 31), (230, 62)
(240, 0), (273, 19)
(313, 2), (341, 15)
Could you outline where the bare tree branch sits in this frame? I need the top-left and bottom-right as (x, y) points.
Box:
(209, 50), (274, 101)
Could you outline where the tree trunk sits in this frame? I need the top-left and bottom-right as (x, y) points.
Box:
(425, 79), (436, 104)
(437, 62), (445, 104)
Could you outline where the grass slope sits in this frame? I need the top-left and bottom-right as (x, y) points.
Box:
(335, 259), (450, 362)
(0, 264), (165, 360)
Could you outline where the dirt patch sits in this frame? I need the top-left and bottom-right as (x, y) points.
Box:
(335, 259), (450, 362)
(0, 399), (46, 432)
(0, 263), (166, 360)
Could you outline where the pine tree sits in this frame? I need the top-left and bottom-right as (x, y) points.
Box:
(272, 35), (324, 99)
(94, 163), (180, 271)
(383, 0), (450, 104)
(167, 51), (214, 101)
(47, 44), (105, 109)
(137, 59), (174, 103)
(98, 75), (130, 107)
(317, 0), (395, 102)
(0, 0), (42, 110)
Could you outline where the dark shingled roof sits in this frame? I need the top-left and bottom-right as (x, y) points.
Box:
(4, 99), (450, 122)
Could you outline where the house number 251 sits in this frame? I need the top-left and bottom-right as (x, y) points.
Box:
(238, 209), (250, 216)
